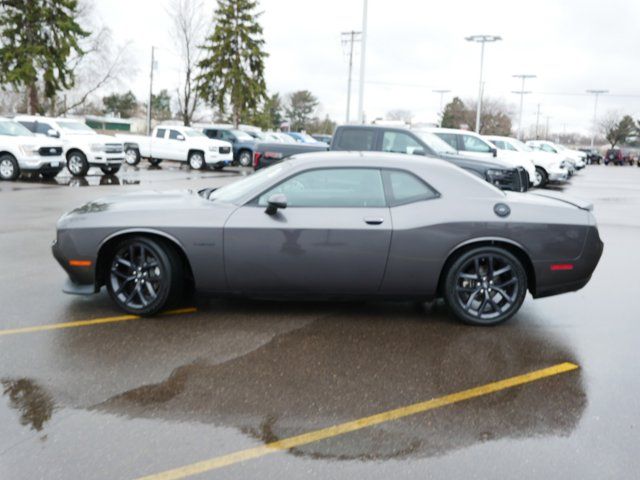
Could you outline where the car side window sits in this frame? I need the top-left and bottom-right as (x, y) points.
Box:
(504, 142), (518, 152)
(381, 131), (423, 155)
(35, 122), (53, 135)
(541, 144), (556, 153)
(461, 135), (492, 153)
(168, 129), (182, 140)
(385, 170), (439, 206)
(337, 128), (376, 150)
(435, 133), (458, 150)
(257, 168), (386, 208)
(155, 128), (166, 138)
(17, 121), (36, 132)
(491, 140), (505, 149)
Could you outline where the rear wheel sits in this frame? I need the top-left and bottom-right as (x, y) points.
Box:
(534, 167), (548, 188)
(0, 154), (20, 181)
(101, 165), (121, 175)
(67, 151), (89, 177)
(124, 147), (141, 166)
(443, 247), (527, 326)
(106, 237), (184, 315)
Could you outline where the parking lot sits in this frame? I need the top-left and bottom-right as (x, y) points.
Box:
(1, 163), (639, 479)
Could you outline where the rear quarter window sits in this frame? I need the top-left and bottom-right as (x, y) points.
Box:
(385, 170), (439, 206)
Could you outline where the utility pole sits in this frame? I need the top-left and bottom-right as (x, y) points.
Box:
(432, 89), (451, 125)
(535, 103), (541, 139)
(146, 46), (156, 135)
(465, 35), (502, 133)
(342, 31), (361, 123)
(512, 74), (536, 140)
(545, 115), (551, 139)
(586, 89), (608, 147)
(357, 0), (368, 124)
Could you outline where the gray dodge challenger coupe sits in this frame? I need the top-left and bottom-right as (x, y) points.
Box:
(52, 152), (603, 325)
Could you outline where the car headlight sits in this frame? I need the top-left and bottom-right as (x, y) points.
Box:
(485, 169), (511, 185)
(90, 143), (105, 152)
(19, 144), (39, 156)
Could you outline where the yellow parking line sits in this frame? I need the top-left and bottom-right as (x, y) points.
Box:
(0, 307), (197, 337)
(137, 362), (579, 480)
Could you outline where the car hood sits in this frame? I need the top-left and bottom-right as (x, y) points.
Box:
(520, 191), (593, 211)
(62, 133), (122, 144)
(57, 189), (235, 229)
(16, 135), (64, 148)
(439, 153), (515, 171)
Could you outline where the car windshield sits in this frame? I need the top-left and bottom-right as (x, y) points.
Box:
(413, 131), (457, 154)
(507, 138), (533, 152)
(184, 128), (206, 137)
(209, 162), (291, 203)
(298, 133), (319, 143)
(232, 129), (254, 140)
(275, 133), (296, 143)
(0, 120), (34, 137)
(58, 121), (96, 134)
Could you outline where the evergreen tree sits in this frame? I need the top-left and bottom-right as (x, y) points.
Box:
(285, 90), (318, 131)
(197, 0), (267, 127)
(102, 91), (139, 118)
(0, 0), (89, 114)
(249, 92), (282, 130)
(151, 89), (172, 121)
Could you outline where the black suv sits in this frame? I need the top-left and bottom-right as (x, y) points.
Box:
(330, 125), (528, 192)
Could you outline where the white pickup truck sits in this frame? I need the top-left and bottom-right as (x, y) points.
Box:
(14, 115), (125, 177)
(117, 126), (233, 170)
(0, 117), (65, 181)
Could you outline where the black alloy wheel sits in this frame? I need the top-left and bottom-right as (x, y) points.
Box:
(106, 237), (183, 315)
(444, 247), (527, 326)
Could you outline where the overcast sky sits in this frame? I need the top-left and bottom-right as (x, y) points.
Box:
(95, 0), (640, 134)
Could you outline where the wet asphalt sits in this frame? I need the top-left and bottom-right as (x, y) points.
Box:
(0, 162), (639, 479)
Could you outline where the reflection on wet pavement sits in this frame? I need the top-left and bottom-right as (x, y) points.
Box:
(2, 378), (55, 432)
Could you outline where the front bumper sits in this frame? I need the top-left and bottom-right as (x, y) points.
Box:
(52, 235), (98, 295)
(19, 155), (64, 171)
(548, 166), (569, 182)
(87, 152), (124, 166)
(205, 150), (234, 166)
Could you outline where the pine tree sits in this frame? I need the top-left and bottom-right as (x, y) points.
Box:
(197, 0), (267, 127)
(0, 0), (89, 114)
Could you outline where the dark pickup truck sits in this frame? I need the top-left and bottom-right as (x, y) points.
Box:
(253, 125), (528, 192)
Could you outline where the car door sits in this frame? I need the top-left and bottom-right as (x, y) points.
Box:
(167, 129), (187, 161)
(224, 167), (392, 294)
(151, 128), (168, 158)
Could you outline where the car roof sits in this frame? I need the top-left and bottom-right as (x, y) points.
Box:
(285, 150), (455, 170)
(424, 127), (479, 135)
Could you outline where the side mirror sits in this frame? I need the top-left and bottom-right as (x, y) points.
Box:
(490, 147), (498, 157)
(265, 193), (287, 215)
(177, 134), (185, 141)
(47, 129), (60, 138)
(412, 148), (426, 156)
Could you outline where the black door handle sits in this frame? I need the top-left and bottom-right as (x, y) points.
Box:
(364, 217), (384, 225)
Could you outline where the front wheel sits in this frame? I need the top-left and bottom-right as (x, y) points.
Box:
(101, 165), (121, 175)
(106, 237), (184, 315)
(534, 167), (548, 188)
(0, 154), (20, 181)
(188, 151), (205, 170)
(443, 247), (527, 326)
(238, 150), (252, 167)
(67, 151), (89, 177)
(148, 158), (163, 167)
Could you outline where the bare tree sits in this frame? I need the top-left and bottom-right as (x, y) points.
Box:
(386, 109), (413, 123)
(168, 0), (208, 126)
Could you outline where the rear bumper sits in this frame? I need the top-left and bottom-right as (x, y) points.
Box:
(533, 225), (604, 298)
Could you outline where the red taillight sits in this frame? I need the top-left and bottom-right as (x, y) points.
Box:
(550, 264), (574, 271)
(253, 151), (261, 168)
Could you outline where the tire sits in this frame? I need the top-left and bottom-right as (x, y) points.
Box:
(67, 150), (89, 177)
(106, 236), (184, 316)
(100, 165), (121, 175)
(188, 151), (205, 170)
(238, 150), (252, 167)
(443, 247), (527, 326)
(124, 147), (141, 166)
(148, 158), (163, 166)
(40, 170), (60, 180)
(534, 167), (548, 188)
(0, 154), (20, 181)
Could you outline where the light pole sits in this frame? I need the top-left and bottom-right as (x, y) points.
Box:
(586, 89), (608, 147)
(146, 46), (156, 135)
(512, 74), (536, 140)
(342, 31), (361, 123)
(357, 0), (368, 124)
(465, 35), (501, 133)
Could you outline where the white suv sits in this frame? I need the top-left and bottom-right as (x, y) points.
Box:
(526, 140), (586, 170)
(486, 136), (569, 187)
(0, 117), (64, 181)
(14, 115), (125, 177)
(425, 127), (537, 187)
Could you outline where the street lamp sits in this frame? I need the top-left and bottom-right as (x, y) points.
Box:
(512, 74), (536, 140)
(432, 89), (451, 126)
(586, 89), (608, 147)
(465, 35), (502, 133)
